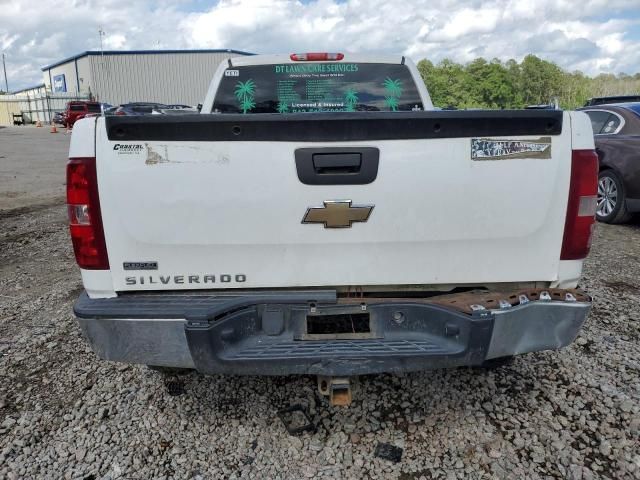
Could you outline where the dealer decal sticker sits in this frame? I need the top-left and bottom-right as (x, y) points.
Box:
(471, 137), (552, 160)
(113, 143), (143, 155)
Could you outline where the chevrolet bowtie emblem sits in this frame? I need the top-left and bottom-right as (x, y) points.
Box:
(302, 200), (374, 228)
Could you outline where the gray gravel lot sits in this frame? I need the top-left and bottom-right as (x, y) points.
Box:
(0, 127), (639, 479)
(0, 126), (70, 211)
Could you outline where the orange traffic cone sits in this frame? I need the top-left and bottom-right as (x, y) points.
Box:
(36, 120), (42, 127)
(50, 123), (57, 133)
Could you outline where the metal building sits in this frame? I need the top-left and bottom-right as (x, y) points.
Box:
(0, 84), (88, 125)
(41, 49), (253, 106)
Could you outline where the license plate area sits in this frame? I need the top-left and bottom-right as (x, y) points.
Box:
(303, 312), (377, 340)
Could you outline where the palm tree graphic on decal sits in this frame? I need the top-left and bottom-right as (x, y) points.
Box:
(383, 77), (402, 111)
(277, 100), (289, 113)
(234, 79), (256, 113)
(344, 88), (358, 112)
(384, 96), (399, 111)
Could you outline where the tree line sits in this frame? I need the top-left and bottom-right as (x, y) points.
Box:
(417, 55), (640, 110)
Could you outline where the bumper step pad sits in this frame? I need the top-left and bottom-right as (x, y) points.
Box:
(229, 338), (455, 360)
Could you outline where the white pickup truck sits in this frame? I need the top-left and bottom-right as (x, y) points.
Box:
(68, 53), (597, 389)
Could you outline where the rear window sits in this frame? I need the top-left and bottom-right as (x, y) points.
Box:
(87, 103), (102, 113)
(212, 63), (423, 114)
(585, 110), (611, 134)
(69, 105), (85, 111)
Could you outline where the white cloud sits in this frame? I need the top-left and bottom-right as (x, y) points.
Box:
(104, 34), (127, 50)
(1, 0), (640, 91)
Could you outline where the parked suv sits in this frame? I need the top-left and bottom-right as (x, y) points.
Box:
(64, 101), (102, 128)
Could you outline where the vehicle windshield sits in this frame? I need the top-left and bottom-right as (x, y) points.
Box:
(212, 62), (423, 113)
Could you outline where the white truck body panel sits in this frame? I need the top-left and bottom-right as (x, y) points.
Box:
(94, 115), (575, 293)
(70, 56), (594, 298)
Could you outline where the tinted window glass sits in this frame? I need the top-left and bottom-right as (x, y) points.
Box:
(212, 63), (423, 113)
(624, 104), (640, 119)
(69, 105), (85, 111)
(585, 110), (611, 134)
(601, 114), (621, 134)
(87, 104), (102, 113)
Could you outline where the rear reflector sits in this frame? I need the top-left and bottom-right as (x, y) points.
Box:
(560, 150), (599, 260)
(67, 157), (109, 269)
(290, 52), (344, 61)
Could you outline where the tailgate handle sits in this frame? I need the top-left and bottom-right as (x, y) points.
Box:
(295, 147), (379, 185)
(313, 153), (362, 174)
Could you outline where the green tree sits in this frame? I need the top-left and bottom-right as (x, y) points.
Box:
(423, 58), (475, 108)
(416, 54), (640, 110)
(519, 55), (563, 105)
(465, 58), (521, 108)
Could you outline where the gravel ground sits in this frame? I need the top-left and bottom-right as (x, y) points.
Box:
(0, 128), (639, 479)
(0, 127), (69, 211)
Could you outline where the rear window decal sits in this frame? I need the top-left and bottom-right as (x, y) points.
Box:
(213, 63), (423, 114)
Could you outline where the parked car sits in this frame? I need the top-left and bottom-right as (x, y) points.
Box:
(64, 101), (102, 128)
(164, 104), (196, 110)
(68, 52), (596, 405)
(114, 102), (168, 115)
(53, 111), (66, 125)
(584, 95), (640, 107)
(579, 103), (640, 223)
(153, 105), (199, 115)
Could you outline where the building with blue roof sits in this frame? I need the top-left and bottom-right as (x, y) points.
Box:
(41, 49), (253, 106)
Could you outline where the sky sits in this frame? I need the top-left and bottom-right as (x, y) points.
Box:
(1, 0), (640, 91)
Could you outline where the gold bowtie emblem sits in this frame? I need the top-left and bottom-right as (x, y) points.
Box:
(302, 200), (374, 228)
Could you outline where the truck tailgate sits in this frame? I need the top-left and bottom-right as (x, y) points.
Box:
(96, 111), (571, 292)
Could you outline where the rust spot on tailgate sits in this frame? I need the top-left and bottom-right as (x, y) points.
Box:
(145, 144), (169, 165)
(339, 288), (590, 314)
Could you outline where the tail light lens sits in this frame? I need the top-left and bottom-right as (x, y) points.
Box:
(290, 52), (344, 61)
(560, 150), (599, 260)
(66, 157), (109, 269)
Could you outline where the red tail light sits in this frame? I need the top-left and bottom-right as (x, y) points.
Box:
(66, 157), (109, 269)
(560, 150), (599, 260)
(290, 52), (344, 61)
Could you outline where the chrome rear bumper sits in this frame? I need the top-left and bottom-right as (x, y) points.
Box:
(75, 289), (591, 375)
